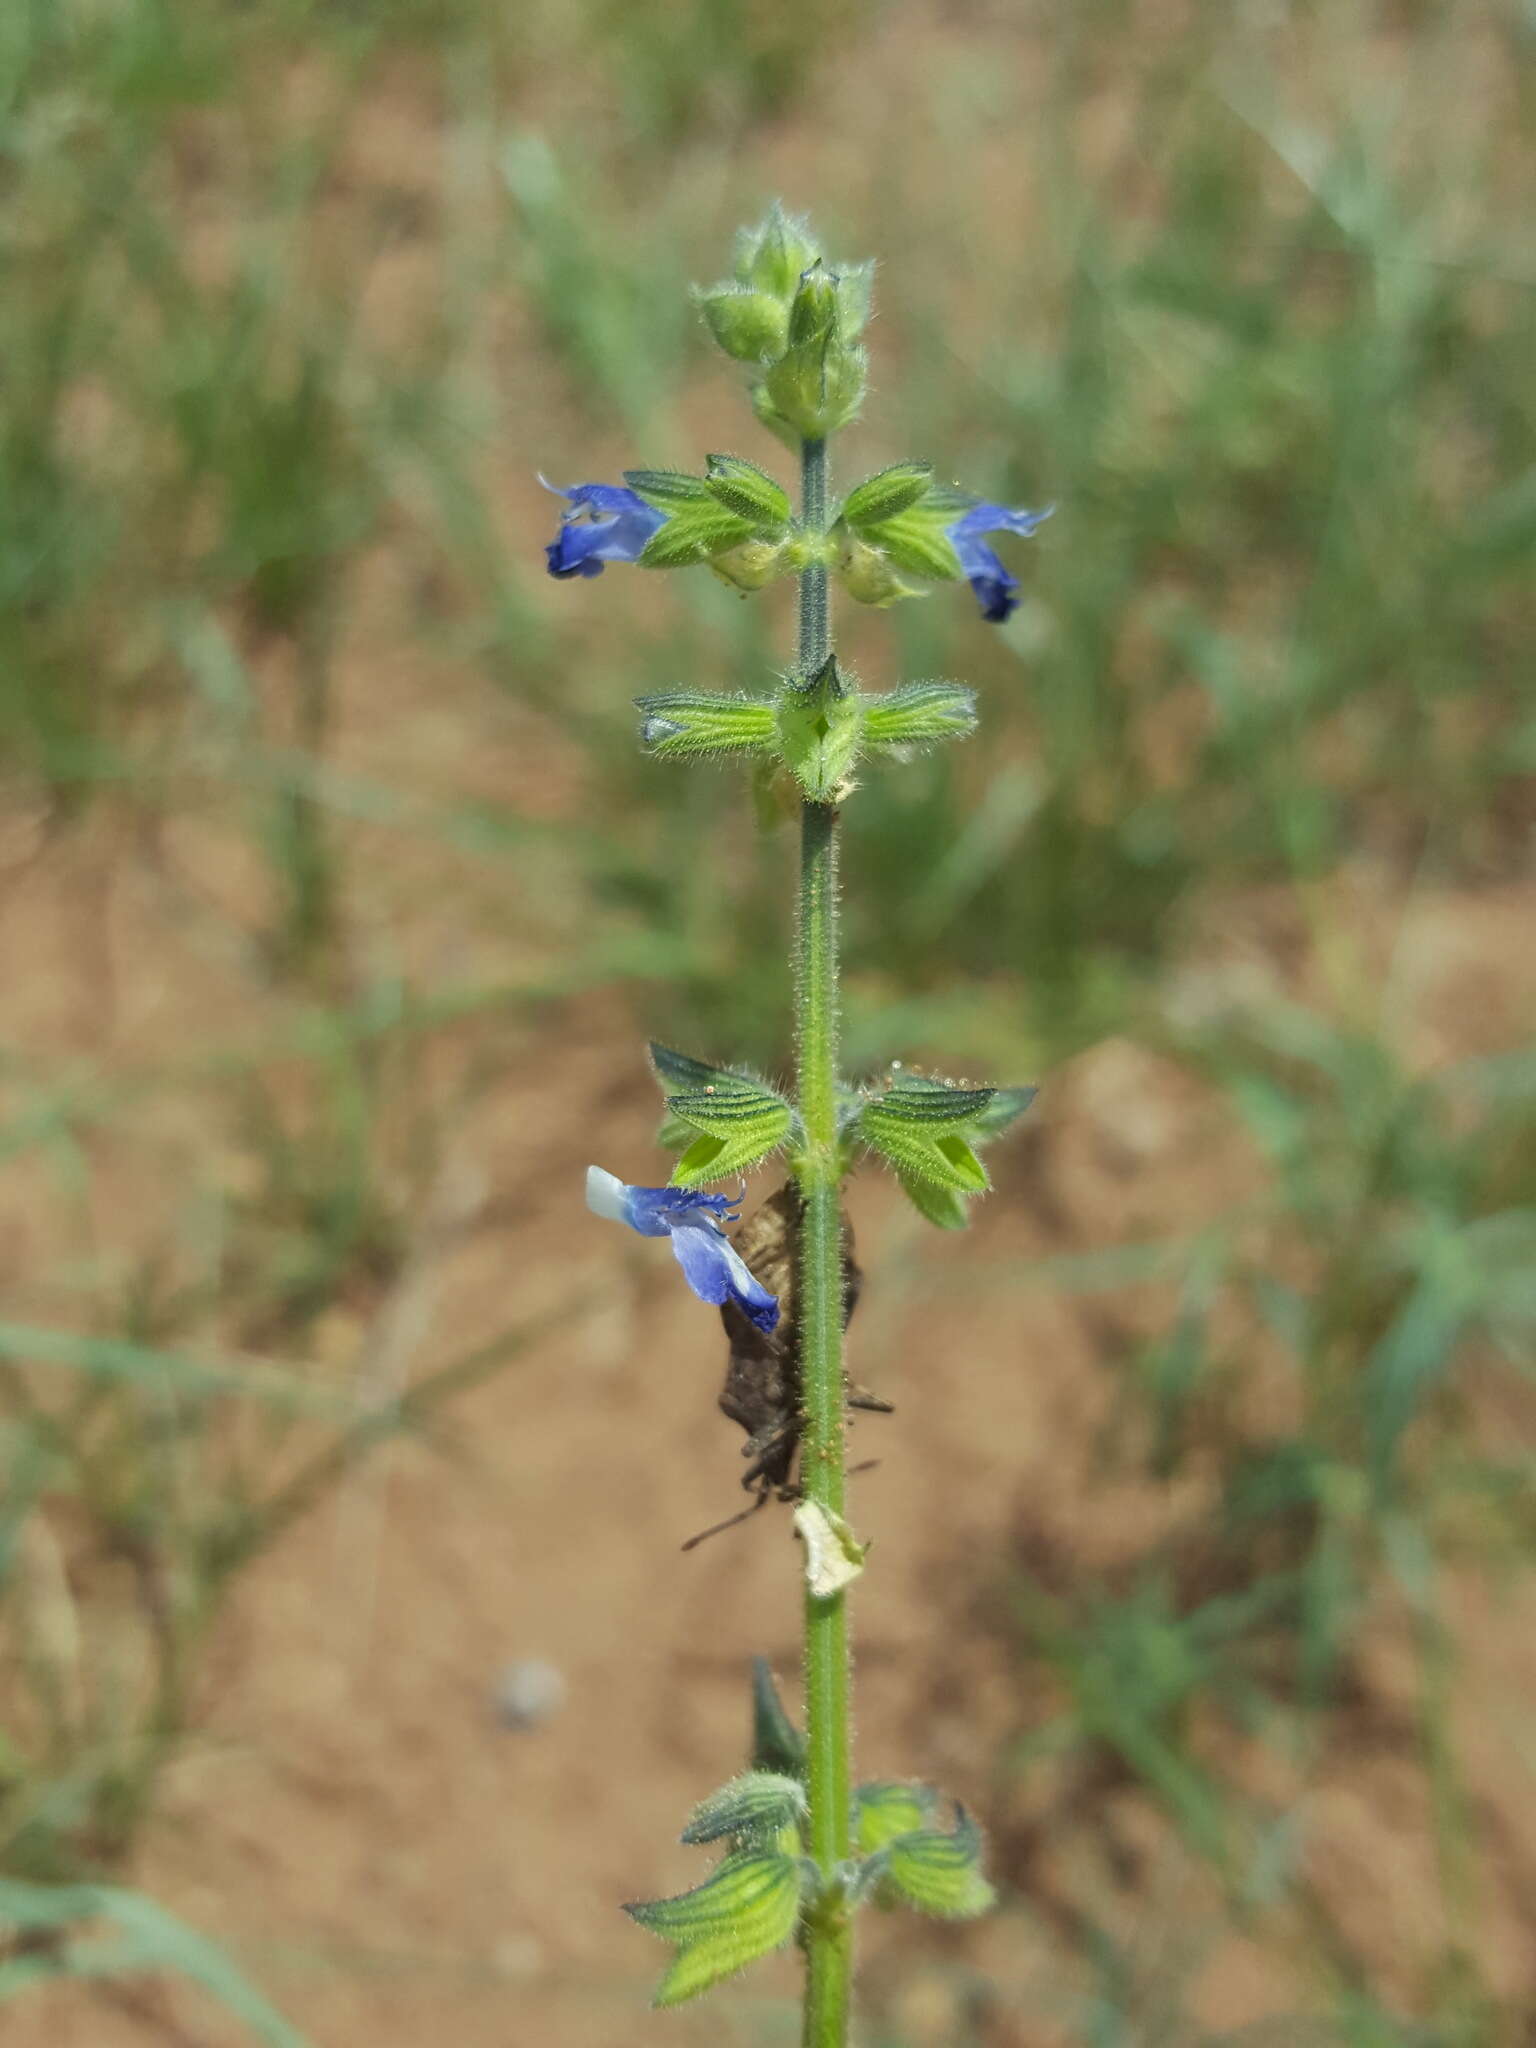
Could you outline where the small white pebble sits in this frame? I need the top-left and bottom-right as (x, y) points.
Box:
(492, 1658), (567, 1731)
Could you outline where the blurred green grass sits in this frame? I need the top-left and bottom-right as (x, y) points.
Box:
(0, 0), (1532, 2041)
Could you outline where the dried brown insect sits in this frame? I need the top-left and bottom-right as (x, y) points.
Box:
(682, 1182), (892, 1549)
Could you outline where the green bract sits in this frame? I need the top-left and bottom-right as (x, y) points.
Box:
(863, 681), (978, 749)
(777, 655), (863, 803)
(854, 1781), (937, 1854)
(839, 462), (934, 527)
(751, 1658), (806, 1777)
(876, 1807), (996, 1920)
(681, 1772), (808, 1849)
(704, 453), (793, 527)
(848, 1073), (1038, 1225)
(639, 672), (977, 787)
(626, 1850), (807, 2008)
(647, 1043), (796, 1183)
(635, 691), (777, 760)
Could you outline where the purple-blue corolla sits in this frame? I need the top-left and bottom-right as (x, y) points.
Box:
(947, 501), (1053, 623)
(586, 1167), (779, 1333)
(543, 479), (666, 580)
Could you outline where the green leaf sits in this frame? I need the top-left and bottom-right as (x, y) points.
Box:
(625, 1852), (805, 2007)
(681, 1772), (806, 1847)
(636, 691), (777, 760)
(750, 1657), (806, 1777)
(637, 501), (756, 569)
(863, 681), (978, 750)
(841, 463), (934, 528)
(704, 454), (792, 528)
(855, 1782), (936, 1855)
(895, 1168), (971, 1230)
(880, 1808), (996, 1919)
(0, 1880), (310, 2047)
(622, 468), (711, 508)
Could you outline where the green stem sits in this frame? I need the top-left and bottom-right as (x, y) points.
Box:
(793, 435), (852, 2046)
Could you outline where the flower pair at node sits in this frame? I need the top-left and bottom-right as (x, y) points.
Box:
(542, 473), (1050, 622)
(586, 1167), (779, 1333)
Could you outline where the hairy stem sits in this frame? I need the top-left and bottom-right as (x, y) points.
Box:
(793, 434), (852, 2046)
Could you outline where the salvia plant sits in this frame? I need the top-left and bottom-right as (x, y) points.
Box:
(554, 204), (1048, 2038)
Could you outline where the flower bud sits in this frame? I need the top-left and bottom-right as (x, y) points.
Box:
(788, 260), (838, 347)
(695, 285), (789, 364)
(734, 202), (821, 300)
(763, 336), (867, 441)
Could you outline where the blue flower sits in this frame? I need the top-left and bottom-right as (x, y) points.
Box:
(542, 479), (666, 580)
(586, 1166), (780, 1333)
(946, 501), (1053, 623)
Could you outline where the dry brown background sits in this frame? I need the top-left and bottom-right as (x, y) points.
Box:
(2, 3), (1533, 2044)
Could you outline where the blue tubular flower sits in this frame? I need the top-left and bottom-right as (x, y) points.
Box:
(543, 480), (666, 580)
(946, 502), (1053, 623)
(586, 1166), (780, 1333)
